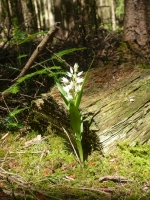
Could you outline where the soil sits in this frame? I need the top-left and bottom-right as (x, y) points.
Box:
(0, 188), (11, 200)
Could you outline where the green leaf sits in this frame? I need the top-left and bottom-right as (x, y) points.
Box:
(69, 101), (82, 140)
(17, 54), (27, 59)
(2, 84), (19, 95)
(56, 82), (69, 108)
(9, 107), (30, 117)
(2, 66), (63, 95)
(52, 47), (86, 62)
(75, 57), (94, 108)
(16, 67), (54, 83)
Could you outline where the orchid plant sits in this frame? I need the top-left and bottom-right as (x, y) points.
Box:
(56, 63), (88, 165)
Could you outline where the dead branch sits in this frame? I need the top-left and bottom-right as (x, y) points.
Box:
(14, 22), (61, 81)
(66, 186), (112, 198)
(21, 135), (49, 149)
(99, 175), (131, 183)
(0, 22), (60, 102)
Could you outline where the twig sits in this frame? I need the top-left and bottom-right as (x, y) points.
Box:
(1, 152), (9, 168)
(0, 22), (61, 102)
(61, 185), (112, 198)
(21, 135), (49, 149)
(14, 22), (61, 81)
(62, 127), (82, 166)
(2, 96), (18, 123)
(46, 47), (73, 69)
(8, 151), (49, 154)
(99, 175), (131, 183)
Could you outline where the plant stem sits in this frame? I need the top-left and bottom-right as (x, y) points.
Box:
(76, 140), (84, 166)
(62, 127), (81, 165)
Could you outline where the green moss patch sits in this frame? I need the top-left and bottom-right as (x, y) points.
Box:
(0, 132), (150, 199)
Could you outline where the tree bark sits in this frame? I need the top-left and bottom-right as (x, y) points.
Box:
(123, 0), (149, 46)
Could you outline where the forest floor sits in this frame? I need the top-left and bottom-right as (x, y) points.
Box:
(0, 132), (150, 200)
(0, 63), (150, 200)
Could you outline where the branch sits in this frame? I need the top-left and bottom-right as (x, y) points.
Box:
(0, 22), (61, 102)
(14, 22), (61, 81)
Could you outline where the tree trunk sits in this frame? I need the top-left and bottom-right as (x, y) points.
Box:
(123, 0), (149, 46)
(111, 0), (116, 30)
(21, 0), (37, 33)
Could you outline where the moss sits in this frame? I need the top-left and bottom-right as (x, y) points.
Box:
(0, 132), (150, 199)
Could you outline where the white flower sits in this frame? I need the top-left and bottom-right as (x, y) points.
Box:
(66, 93), (73, 101)
(63, 84), (71, 93)
(76, 77), (84, 84)
(62, 77), (69, 84)
(74, 63), (79, 73)
(75, 84), (82, 93)
(59, 63), (84, 103)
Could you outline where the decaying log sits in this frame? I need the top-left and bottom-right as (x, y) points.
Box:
(31, 64), (150, 155)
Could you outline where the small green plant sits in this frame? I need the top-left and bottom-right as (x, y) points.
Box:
(56, 63), (89, 166)
(0, 106), (29, 131)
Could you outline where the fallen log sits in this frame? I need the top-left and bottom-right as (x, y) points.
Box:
(30, 64), (150, 155)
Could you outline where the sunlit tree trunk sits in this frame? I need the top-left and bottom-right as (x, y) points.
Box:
(44, 0), (54, 28)
(123, 0), (149, 46)
(111, 0), (116, 30)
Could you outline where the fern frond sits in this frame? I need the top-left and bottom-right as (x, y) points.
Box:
(2, 66), (63, 95)
(31, 47), (86, 68)
(2, 84), (19, 95)
(52, 47), (86, 63)
(17, 66), (61, 83)
(9, 106), (30, 117)
(2, 47), (86, 95)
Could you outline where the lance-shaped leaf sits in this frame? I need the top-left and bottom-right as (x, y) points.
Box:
(75, 57), (94, 108)
(56, 82), (69, 109)
(69, 101), (82, 140)
(75, 70), (87, 108)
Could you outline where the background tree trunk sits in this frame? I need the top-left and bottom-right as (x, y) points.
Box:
(123, 0), (149, 46)
(111, 0), (116, 30)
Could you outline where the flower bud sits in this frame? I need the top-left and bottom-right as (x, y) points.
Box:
(74, 63), (79, 73)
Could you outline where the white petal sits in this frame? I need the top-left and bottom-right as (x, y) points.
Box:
(62, 77), (69, 83)
(77, 71), (83, 76)
(75, 84), (82, 92)
(76, 77), (84, 83)
(63, 85), (71, 93)
(67, 72), (73, 77)
(66, 94), (73, 101)
(70, 67), (73, 74)
(70, 81), (74, 88)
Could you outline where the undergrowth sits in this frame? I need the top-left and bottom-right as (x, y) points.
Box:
(0, 132), (150, 200)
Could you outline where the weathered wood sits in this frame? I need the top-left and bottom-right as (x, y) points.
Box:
(31, 64), (150, 155)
